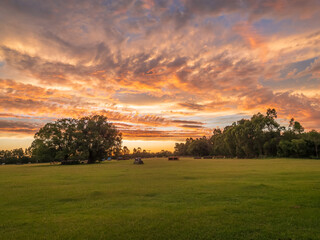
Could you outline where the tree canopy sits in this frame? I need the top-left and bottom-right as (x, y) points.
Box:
(174, 109), (320, 159)
(31, 115), (122, 163)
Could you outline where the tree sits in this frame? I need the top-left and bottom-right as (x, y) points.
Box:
(305, 130), (320, 158)
(289, 118), (304, 134)
(292, 139), (307, 157)
(77, 115), (122, 163)
(0, 148), (32, 164)
(123, 146), (130, 155)
(31, 118), (78, 161)
(177, 108), (319, 159)
(31, 115), (122, 163)
(277, 140), (294, 157)
(263, 138), (279, 156)
(12, 148), (24, 160)
(174, 142), (187, 155)
(31, 138), (57, 162)
(212, 128), (222, 136)
(210, 129), (225, 156)
(187, 137), (211, 157)
(223, 125), (237, 157)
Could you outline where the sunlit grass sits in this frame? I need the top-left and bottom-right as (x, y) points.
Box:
(0, 158), (320, 239)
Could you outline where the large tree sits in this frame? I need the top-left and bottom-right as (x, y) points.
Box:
(32, 118), (78, 161)
(76, 115), (122, 163)
(31, 118), (78, 161)
(31, 115), (122, 163)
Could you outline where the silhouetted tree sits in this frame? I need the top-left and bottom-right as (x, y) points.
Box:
(176, 109), (319, 159)
(31, 115), (122, 163)
(77, 115), (122, 163)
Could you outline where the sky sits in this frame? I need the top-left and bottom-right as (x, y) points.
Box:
(0, 0), (320, 152)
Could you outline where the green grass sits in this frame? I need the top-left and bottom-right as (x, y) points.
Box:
(0, 158), (320, 240)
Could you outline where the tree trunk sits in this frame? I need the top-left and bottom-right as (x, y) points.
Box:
(88, 150), (95, 164)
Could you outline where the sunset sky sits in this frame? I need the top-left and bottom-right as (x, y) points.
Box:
(0, 0), (320, 152)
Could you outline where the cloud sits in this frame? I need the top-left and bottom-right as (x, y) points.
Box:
(171, 120), (204, 125)
(180, 124), (204, 129)
(239, 87), (320, 130)
(120, 128), (210, 140)
(178, 102), (205, 111)
(0, 119), (42, 134)
(184, 0), (320, 20)
(0, 0), (320, 148)
(301, 57), (320, 78)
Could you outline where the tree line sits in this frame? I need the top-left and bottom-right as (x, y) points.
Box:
(1, 109), (319, 164)
(120, 147), (173, 159)
(0, 148), (32, 164)
(0, 115), (174, 164)
(0, 146), (174, 164)
(174, 109), (320, 158)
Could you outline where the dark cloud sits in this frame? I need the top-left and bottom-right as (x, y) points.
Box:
(181, 124), (204, 129)
(0, 119), (42, 134)
(178, 102), (205, 111)
(171, 120), (204, 125)
(184, 0), (320, 20)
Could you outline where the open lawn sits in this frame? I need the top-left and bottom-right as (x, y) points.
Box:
(0, 158), (320, 240)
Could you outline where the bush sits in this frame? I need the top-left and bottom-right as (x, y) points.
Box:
(61, 160), (80, 165)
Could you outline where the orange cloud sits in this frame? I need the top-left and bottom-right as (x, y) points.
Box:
(1, 0), (320, 150)
(234, 22), (269, 62)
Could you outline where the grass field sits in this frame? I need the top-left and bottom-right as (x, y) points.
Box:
(0, 158), (320, 240)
